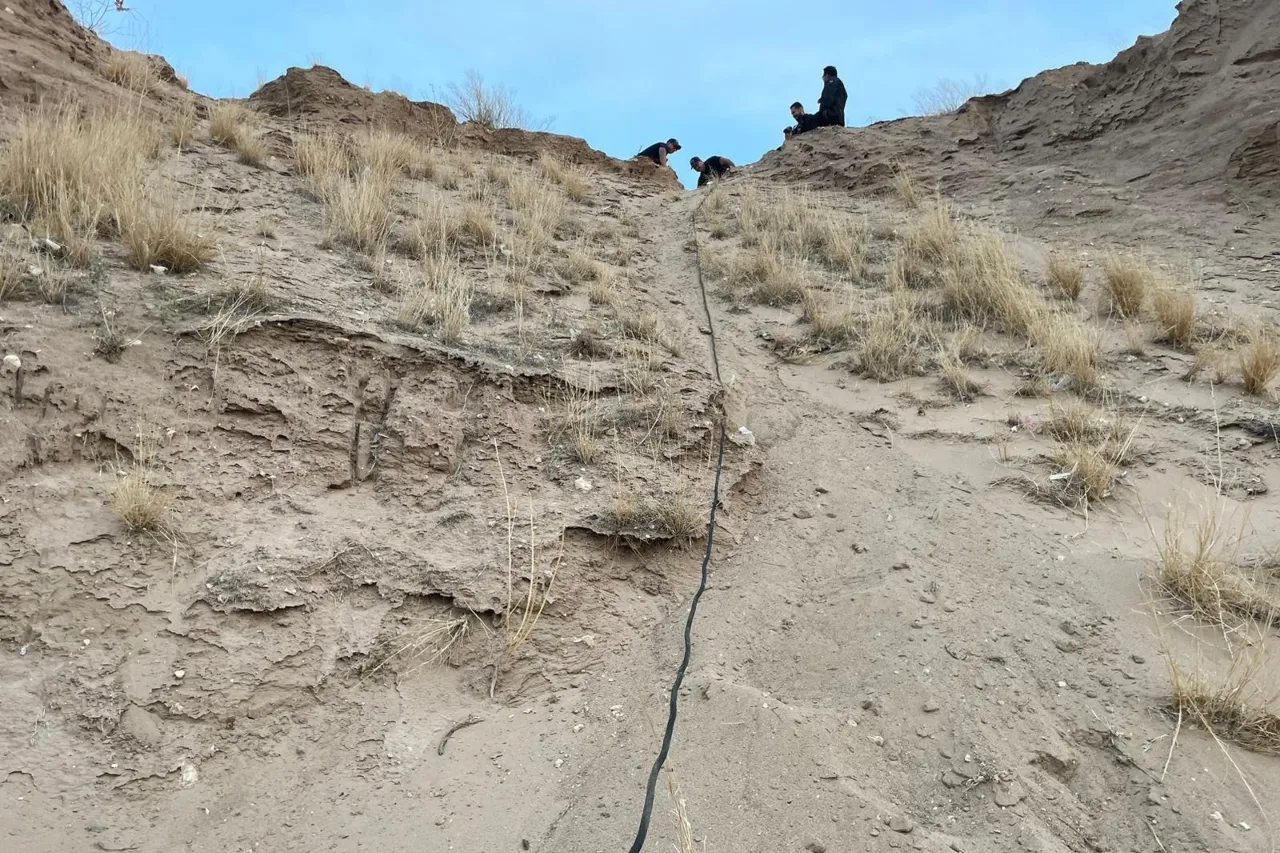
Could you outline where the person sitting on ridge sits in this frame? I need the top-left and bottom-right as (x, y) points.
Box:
(815, 64), (848, 128)
(786, 101), (821, 136)
(690, 155), (734, 187)
(636, 138), (681, 167)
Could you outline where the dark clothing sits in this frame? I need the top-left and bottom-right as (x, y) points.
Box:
(696, 155), (734, 187)
(789, 112), (822, 135)
(817, 76), (847, 127)
(636, 142), (670, 164)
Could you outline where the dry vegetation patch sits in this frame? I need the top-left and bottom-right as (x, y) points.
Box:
(1101, 252), (1152, 319)
(1239, 327), (1280, 397)
(1046, 253), (1084, 301)
(103, 50), (156, 93)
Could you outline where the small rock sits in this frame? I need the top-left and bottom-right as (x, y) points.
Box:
(806, 843), (827, 853)
(1054, 638), (1082, 653)
(1056, 681), (1067, 688)
(554, 758), (564, 768)
(889, 815), (915, 834)
(815, 485), (830, 494)
(1131, 654), (1146, 664)
(892, 559), (910, 571)
(174, 669), (186, 679)
(852, 542), (869, 553)
(868, 735), (885, 747)
(698, 326), (711, 335)
(150, 264), (168, 275)
(574, 476), (593, 492)
(3, 354), (21, 372)
(941, 771), (968, 789)
(910, 619), (925, 629)
(861, 698), (881, 715)
(919, 593), (936, 604)
(794, 508), (814, 520)
(942, 604), (958, 613)
(923, 699), (940, 713)
(119, 706), (163, 748)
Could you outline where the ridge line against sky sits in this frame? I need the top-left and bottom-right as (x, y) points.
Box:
(86, 1), (1179, 188)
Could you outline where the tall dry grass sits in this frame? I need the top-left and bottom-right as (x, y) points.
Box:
(103, 51), (156, 94)
(397, 254), (473, 343)
(0, 105), (164, 263)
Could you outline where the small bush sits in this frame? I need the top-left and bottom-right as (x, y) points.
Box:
(397, 255), (473, 343)
(1152, 288), (1196, 349)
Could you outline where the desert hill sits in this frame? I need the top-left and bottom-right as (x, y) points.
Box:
(1, 2), (1279, 853)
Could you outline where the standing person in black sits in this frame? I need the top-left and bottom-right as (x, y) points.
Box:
(690, 155), (734, 187)
(816, 65), (847, 128)
(635, 138), (681, 167)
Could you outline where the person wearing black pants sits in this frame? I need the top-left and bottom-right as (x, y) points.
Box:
(815, 64), (847, 128)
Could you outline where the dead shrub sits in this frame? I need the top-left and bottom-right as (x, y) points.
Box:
(891, 165), (921, 209)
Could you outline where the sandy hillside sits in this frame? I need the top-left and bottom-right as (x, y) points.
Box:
(1, 2), (1279, 852)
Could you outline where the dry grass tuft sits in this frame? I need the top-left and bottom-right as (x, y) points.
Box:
(891, 165), (921, 209)
(937, 346), (985, 399)
(368, 616), (469, 676)
(321, 172), (396, 254)
(0, 105), (163, 263)
(103, 51), (156, 93)
(1152, 287), (1196, 349)
(1046, 253), (1084, 301)
(397, 255), (473, 343)
(801, 290), (859, 348)
(1101, 252), (1152, 319)
(354, 127), (419, 179)
(537, 152), (590, 201)
(1029, 311), (1101, 392)
(859, 292), (927, 381)
(116, 183), (217, 274)
(1050, 441), (1125, 507)
(294, 131), (352, 196)
(940, 231), (1038, 336)
(170, 100), (200, 149)
(709, 239), (810, 306)
(1239, 328), (1280, 397)
(109, 464), (170, 533)
(457, 202), (499, 246)
(545, 386), (604, 465)
(1155, 504), (1279, 628)
(1167, 647), (1280, 756)
(904, 198), (961, 268)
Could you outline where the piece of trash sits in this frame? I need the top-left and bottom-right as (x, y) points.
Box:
(180, 762), (199, 788)
(174, 669), (186, 679)
(150, 265), (168, 275)
(1049, 472), (1072, 481)
(1241, 822), (1252, 831)
(1209, 811), (1223, 821)
(738, 425), (753, 436)
(42, 237), (61, 253)
(574, 476), (593, 492)
(571, 634), (596, 647)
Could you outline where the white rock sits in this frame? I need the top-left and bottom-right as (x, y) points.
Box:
(574, 476), (593, 492)
(150, 265), (168, 275)
(174, 669), (186, 679)
(3, 354), (20, 372)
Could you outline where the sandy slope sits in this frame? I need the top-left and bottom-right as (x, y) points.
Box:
(2, 2), (1280, 853)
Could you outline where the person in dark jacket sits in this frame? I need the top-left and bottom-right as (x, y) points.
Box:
(816, 65), (847, 127)
(635, 138), (681, 166)
(690, 155), (734, 187)
(786, 101), (822, 136)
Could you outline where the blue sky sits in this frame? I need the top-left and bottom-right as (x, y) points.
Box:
(90, 0), (1177, 188)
